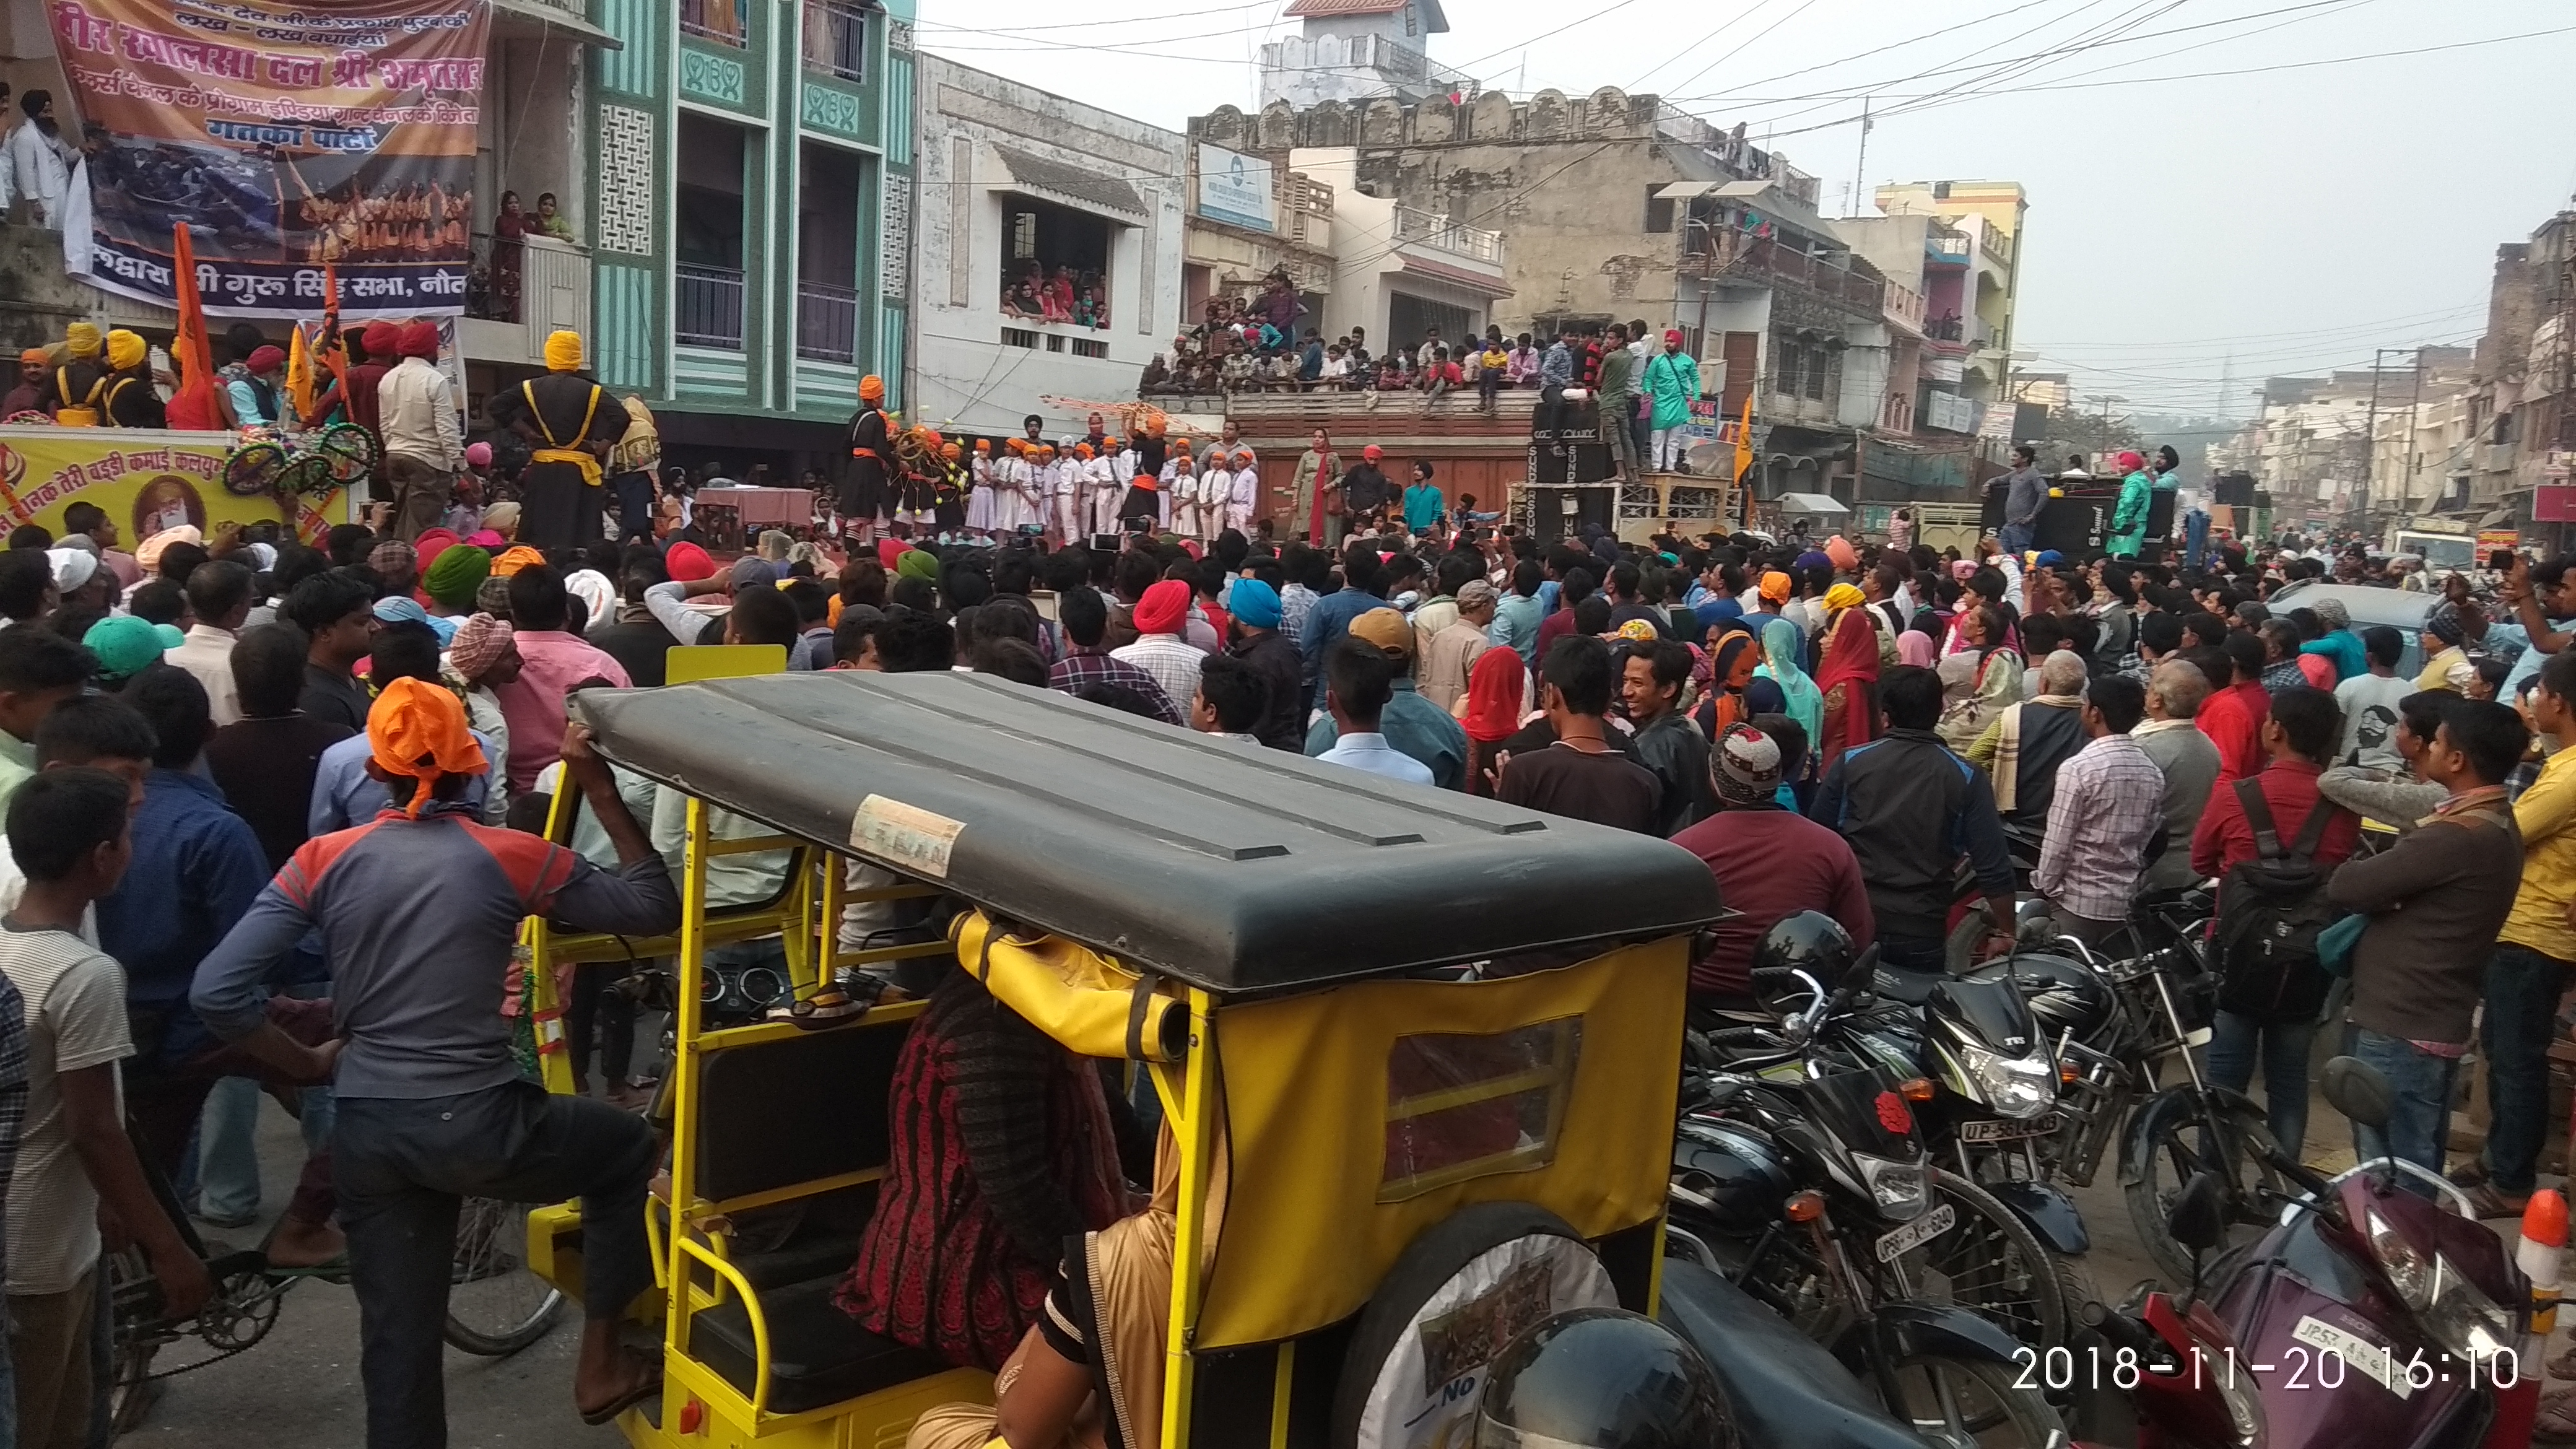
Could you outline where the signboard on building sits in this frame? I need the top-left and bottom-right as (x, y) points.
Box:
(2535, 485), (2576, 524)
(54, 0), (488, 317)
(1196, 144), (1275, 233)
(1924, 392), (1979, 435)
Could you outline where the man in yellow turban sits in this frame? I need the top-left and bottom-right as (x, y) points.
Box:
(40, 321), (108, 424)
(838, 374), (893, 546)
(99, 329), (164, 427)
(488, 329), (627, 550)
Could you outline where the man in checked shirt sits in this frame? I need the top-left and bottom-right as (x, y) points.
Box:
(2029, 674), (2169, 949)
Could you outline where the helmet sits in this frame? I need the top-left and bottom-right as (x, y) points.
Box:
(1474, 1308), (1733, 1449)
(1966, 953), (2117, 1043)
(1751, 910), (1856, 993)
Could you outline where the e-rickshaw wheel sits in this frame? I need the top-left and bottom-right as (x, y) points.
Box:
(1329, 1201), (1617, 1449)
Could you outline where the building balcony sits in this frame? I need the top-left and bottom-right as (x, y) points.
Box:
(680, 0), (747, 46)
(459, 233), (593, 367)
(799, 0), (869, 81)
(677, 263), (748, 350)
(1925, 228), (1970, 266)
(1392, 206), (1503, 266)
(796, 280), (861, 363)
(1965, 314), (1999, 350)
(1882, 281), (1925, 336)
(1978, 225), (2014, 269)
(1686, 235), (1884, 314)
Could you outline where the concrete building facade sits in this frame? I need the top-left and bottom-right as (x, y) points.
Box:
(1256, 0), (1473, 111)
(583, 0), (915, 476)
(912, 55), (1185, 438)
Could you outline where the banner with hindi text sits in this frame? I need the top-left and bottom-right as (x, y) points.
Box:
(0, 427), (345, 542)
(53, 0), (486, 318)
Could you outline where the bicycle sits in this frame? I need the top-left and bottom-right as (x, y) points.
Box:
(108, 1116), (562, 1430)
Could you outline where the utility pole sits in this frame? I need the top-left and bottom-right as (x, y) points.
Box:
(2359, 347), (2385, 537)
(1850, 95), (1872, 220)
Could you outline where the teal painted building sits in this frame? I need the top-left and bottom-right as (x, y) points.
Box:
(586, 0), (915, 474)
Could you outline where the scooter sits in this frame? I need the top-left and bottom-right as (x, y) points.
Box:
(2071, 1172), (2268, 1449)
(2209, 1056), (2534, 1449)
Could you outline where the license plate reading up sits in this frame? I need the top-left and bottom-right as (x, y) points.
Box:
(1959, 1113), (2058, 1142)
(1876, 1201), (1957, 1261)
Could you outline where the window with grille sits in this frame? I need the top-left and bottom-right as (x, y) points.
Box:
(1001, 327), (1038, 349)
(1072, 338), (1107, 359)
(802, 0), (869, 81)
(681, 0), (747, 46)
(1772, 335), (1801, 399)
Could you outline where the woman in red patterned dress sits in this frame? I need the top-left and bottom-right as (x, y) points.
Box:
(835, 968), (1130, 1369)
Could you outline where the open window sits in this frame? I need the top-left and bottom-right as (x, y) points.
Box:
(998, 194), (1113, 331)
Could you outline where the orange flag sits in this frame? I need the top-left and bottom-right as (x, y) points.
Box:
(170, 224), (217, 426)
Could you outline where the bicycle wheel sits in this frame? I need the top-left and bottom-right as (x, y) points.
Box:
(275, 451), (337, 498)
(1884, 1168), (2071, 1352)
(2123, 1088), (2290, 1288)
(222, 442), (287, 497)
(1879, 1354), (2066, 1449)
(313, 421), (378, 482)
(443, 1196), (564, 1355)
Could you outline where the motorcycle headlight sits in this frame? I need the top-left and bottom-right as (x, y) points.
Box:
(2364, 1208), (2515, 1363)
(1856, 1154), (1927, 1221)
(1956, 1040), (2057, 1119)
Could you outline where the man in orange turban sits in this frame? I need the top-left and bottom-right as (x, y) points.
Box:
(840, 375), (893, 545)
(189, 680), (681, 1435)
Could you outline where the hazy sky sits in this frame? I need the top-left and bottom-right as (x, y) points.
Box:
(920, 0), (2576, 420)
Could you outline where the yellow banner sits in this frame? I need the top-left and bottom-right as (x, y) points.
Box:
(0, 427), (344, 544)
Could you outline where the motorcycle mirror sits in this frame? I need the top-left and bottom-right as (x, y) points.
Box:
(2169, 1172), (2228, 1254)
(2321, 1055), (2394, 1131)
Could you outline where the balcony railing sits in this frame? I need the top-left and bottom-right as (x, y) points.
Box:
(796, 279), (860, 363)
(681, 0), (747, 46)
(1882, 281), (1925, 334)
(1978, 225), (2014, 268)
(1392, 206), (1503, 266)
(1925, 228), (1970, 263)
(677, 263), (747, 349)
(1924, 313), (1965, 342)
(801, 0), (867, 81)
(1711, 235), (1884, 313)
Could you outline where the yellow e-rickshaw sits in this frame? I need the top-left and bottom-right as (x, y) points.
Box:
(521, 669), (1723, 1449)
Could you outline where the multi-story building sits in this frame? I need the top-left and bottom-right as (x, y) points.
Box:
(910, 55), (1185, 438)
(1257, 0), (1476, 111)
(582, 0), (915, 477)
(2365, 347), (2476, 523)
(2463, 211), (2576, 543)
(4, 0), (627, 411)
(1868, 182), (2025, 417)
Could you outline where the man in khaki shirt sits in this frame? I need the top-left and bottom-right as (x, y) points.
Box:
(1422, 580), (1496, 713)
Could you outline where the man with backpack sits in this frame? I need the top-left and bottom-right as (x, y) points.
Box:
(2190, 686), (2359, 1162)
(2329, 697), (2528, 1189)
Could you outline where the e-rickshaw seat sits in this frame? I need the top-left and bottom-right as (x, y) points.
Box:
(687, 1274), (947, 1416)
(692, 1024), (905, 1204)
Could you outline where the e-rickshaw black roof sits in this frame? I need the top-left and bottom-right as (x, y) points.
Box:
(574, 671), (1723, 995)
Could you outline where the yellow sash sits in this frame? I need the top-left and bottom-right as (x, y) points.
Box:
(522, 380), (604, 485)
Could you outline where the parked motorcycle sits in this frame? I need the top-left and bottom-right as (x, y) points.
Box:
(2209, 1056), (2534, 1449)
(1673, 937), (2071, 1427)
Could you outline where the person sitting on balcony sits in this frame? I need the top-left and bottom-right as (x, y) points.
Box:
(489, 331), (630, 552)
(1043, 266), (1076, 323)
(1416, 346), (1462, 406)
(1506, 333), (1539, 388)
(1374, 356), (1409, 391)
(1001, 273), (1041, 320)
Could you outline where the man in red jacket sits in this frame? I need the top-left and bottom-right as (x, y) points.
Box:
(2195, 633), (2271, 782)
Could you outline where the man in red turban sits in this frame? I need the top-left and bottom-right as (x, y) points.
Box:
(376, 319), (464, 540)
(1109, 578), (1203, 709)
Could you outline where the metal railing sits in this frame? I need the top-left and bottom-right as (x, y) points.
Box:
(681, 0), (747, 46)
(1924, 313), (1965, 342)
(1391, 206), (1503, 266)
(796, 279), (859, 362)
(677, 263), (747, 349)
(1728, 236), (1884, 311)
(801, 0), (867, 80)
(1925, 228), (1970, 262)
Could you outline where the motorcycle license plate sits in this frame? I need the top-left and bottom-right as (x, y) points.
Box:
(1959, 1113), (2059, 1143)
(1875, 1201), (1956, 1262)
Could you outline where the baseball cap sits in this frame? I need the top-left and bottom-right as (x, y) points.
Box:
(1347, 607), (1412, 656)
